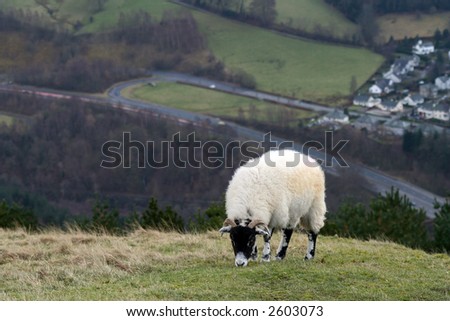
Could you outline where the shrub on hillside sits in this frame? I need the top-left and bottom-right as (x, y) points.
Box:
(433, 200), (450, 252)
(188, 201), (226, 232)
(91, 198), (120, 234)
(323, 188), (429, 249)
(141, 197), (184, 232)
(0, 200), (38, 230)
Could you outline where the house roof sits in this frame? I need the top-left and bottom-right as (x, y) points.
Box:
(355, 115), (378, 125)
(436, 75), (450, 83)
(381, 100), (400, 109)
(418, 103), (449, 112)
(375, 79), (391, 89)
(410, 94), (424, 102)
(393, 59), (408, 70)
(353, 94), (371, 103)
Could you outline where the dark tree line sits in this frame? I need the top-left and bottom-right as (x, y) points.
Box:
(0, 92), (240, 218)
(181, 0), (277, 27)
(323, 188), (450, 253)
(326, 0), (450, 22)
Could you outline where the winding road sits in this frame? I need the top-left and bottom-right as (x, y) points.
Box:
(0, 73), (446, 218)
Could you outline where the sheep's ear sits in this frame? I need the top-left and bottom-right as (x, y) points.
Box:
(219, 218), (236, 235)
(219, 225), (232, 235)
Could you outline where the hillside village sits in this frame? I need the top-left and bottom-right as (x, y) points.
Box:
(338, 39), (450, 136)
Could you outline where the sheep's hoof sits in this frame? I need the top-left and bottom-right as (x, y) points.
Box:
(275, 255), (285, 261)
(304, 255), (314, 261)
(261, 255), (271, 262)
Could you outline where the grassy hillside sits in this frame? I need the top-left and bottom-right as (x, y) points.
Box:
(274, 0), (359, 39)
(377, 12), (450, 43)
(1, 0), (383, 103)
(192, 11), (383, 103)
(1, 228), (449, 300)
(125, 83), (315, 125)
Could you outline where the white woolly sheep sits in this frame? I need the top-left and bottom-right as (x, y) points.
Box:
(219, 149), (326, 267)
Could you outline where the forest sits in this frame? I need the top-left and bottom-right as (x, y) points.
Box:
(0, 92), (240, 218)
(325, 0), (450, 22)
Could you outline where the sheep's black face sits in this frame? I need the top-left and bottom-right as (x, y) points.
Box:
(229, 226), (256, 267)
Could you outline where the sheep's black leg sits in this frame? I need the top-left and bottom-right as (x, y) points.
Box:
(304, 231), (318, 260)
(250, 244), (258, 261)
(275, 228), (293, 260)
(262, 228), (274, 262)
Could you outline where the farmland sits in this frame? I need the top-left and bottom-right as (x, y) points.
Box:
(0, 0), (384, 102)
(275, 0), (359, 39)
(377, 11), (450, 43)
(125, 82), (315, 125)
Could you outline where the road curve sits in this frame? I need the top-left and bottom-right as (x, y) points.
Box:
(0, 77), (446, 218)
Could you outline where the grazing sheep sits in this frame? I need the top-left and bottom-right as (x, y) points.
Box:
(219, 149), (326, 267)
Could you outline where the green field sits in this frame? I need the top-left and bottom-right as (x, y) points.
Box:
(1, 0), (384, 102)
(0, 114), (14, 126)
(126, 82), (315, 125)
(1, 228), (449, 300)
(194, 10), (383, 102)
(275, 0), (359, 39)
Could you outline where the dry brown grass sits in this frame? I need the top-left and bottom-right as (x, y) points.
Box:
(0, 228), (233, 299)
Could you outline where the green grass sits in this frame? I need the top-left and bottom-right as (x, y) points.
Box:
(2, 0), (384, 102)
(80, 0), (178, 34)
(0, 114), (14, 126)
(192, 10), (383, 103)
(274, 0), (359, 39)
(1, 228), (449, 300)
(125, 82), (315, 125)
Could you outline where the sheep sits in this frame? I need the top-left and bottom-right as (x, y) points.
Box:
(219, 149), (326, 267)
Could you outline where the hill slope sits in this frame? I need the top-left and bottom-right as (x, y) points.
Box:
(275, 0), (359, 39)
(1, 228), (448, 300)
(1, 0), (383, 103)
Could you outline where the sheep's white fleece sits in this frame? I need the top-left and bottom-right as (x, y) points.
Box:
(226, 149), (326, 233)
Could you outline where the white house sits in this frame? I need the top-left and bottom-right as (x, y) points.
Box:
(402, 94), (424, 107)
(377, 99), (404, 113)
(435, 75), (450, 90)
(353, 94), (381, 108)
(412, 40), (435, 55)
(321, 109), (349, 124)
(383, 70), (403, 83)
(417, 103), (450, 121)
(369, 79), (393, 95)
